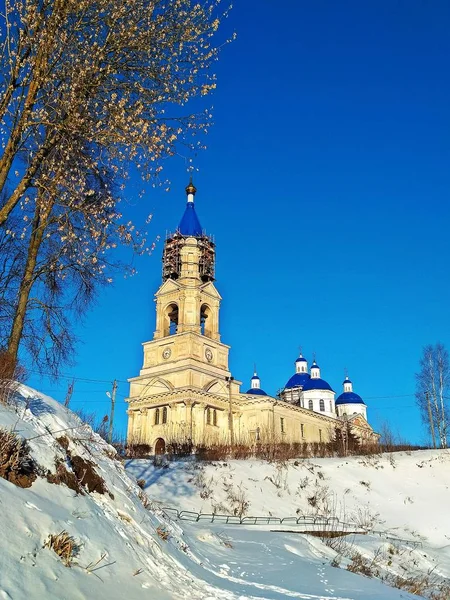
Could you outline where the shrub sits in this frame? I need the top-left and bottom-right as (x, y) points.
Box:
(156, 526), (170, 541)
(0, 428), (36, 488)
(125, 443), (152, 458)
(44, 531), (78, 566)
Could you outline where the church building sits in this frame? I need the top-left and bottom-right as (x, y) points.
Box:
(126, 182), (377, 453)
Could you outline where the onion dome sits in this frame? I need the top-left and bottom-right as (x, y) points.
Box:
(335, 392), (365, 405)
(296, 356), (307, 364)
(302, 377), (334, 392)
(284, 372), (311, 389)
(336, 376), (365, 405)
(246, 371), (268, 396)
(178, 178), (203, 236)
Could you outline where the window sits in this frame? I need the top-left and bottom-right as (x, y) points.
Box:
(280, 417), (285, 434)
(319, 399), (325, 412)
(308, 399), (313, 410)
(154, 408), (160, 425)
(213, 409), (217, 426)
(319, 429), (322, 442)
(206, 408), (211, 425)
(162, 406), (168, 424)
(329, 400), (332, 412)
(200, 304), (212, 337)
(301, 423), (304, 438)
(164, 303), (179, 337)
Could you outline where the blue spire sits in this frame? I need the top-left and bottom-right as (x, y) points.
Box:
(178, 178), (203, 236)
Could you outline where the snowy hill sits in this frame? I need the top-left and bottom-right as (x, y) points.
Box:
(127, 450), (450, 547)
(0, 385), (447, 599)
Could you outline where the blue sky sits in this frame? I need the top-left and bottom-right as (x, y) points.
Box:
(29, 0), (450, 444)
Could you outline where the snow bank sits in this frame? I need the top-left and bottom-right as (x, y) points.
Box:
(0, 386), (436, 599)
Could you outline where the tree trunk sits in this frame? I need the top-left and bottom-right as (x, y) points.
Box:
(6, 201), (50, 372)
(0, 134), (56, 227)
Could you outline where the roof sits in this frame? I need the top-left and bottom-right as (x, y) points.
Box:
(246, 388), (268, 396)
(284, 372), (311, 389)
(335, 392), (365, 405)
(311, 364), (320, 370)
(178, 202), (203, 236)
(251, 375), (260, 381)
(343, 378), (353, 385)
(295, 357), (307, 363)
(302, 377), (334, 392)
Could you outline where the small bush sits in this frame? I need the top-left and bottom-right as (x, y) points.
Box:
(156, 526), (170, 541)
(125, 443), (152, 458)
(44, 531), (78, 566)
(0, 428), (36, 488)
(347, 551), (378, 578)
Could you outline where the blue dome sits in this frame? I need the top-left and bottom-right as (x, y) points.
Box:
(295, 357), (307, 363)
(343, 378), (352, 385)
(178, 202), (203, 236)
(311, 363), (320, 369)
(302, 377), (333, 392)
(336, 392), (365, 405)
(251, 375), (260, 380)
(284, 372), (311, 389)
(246, 388), (268, 396)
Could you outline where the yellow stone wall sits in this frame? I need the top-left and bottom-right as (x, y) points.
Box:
(126, 234), (375, 452)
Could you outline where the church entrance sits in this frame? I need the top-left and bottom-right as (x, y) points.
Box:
(154, 438), (166, 455)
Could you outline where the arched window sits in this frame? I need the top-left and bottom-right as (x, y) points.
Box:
(308, 399), (313, 410)
(154, 408), (160, 425)
(200, 304), (213, 338)
(319, 399), (325, 412)
(162, 406), (168, 424)
(213, 409), (217, 426)
(206, 407), (211, 425)
(163, 303), (178, 337)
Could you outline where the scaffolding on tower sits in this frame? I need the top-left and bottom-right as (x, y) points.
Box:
(162, 230), (215, 282)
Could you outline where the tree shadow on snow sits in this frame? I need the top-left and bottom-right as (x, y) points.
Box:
(26, 395), (57, 417)
(125, 459), (196, 499)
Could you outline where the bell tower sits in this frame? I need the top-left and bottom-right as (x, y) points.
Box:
(126, 181), (241, 446)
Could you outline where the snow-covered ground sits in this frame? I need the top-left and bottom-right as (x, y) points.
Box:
(127, 451), (450, 599)
(0, 385), (446, 599)
(126, 451), (450, 547)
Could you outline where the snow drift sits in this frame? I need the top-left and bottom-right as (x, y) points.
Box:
(0, 385), (446, 599)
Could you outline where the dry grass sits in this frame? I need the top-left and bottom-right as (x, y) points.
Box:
(0, 428), (36, 488)
(156, 526), (170, 541)
(44, 531), (78, 566)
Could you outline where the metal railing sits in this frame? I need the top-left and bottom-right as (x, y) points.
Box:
(160, 507), (423, 547)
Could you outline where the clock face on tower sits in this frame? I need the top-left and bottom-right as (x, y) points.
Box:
(205, 348), (213, 362)
(162, 347), (171, 360)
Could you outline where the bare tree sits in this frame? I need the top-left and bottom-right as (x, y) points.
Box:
(0, 0), (230, 376)
(0, 0), (228, 225)
(415, 343), (449, 448)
